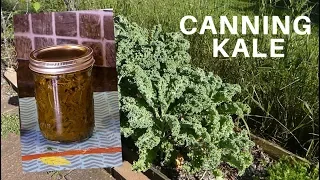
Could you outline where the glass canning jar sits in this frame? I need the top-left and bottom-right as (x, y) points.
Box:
(29, 44), (95, 143)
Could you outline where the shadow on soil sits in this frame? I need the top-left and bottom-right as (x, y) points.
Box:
(8, 96), (19, 106)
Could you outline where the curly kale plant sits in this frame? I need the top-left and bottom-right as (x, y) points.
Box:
(115, 15), (254, 175)
(267, 156), (319, 180)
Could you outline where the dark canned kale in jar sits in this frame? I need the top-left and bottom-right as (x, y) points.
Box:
(29, 44), (95, 143)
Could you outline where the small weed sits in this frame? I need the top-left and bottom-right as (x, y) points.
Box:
(1, 113), (20, 137)
(267, 156), (319, 180)
(46, 170), (74, 180)
(47, 171), (63, 180)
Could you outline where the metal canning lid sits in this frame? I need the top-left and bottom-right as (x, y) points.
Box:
(29, 44), (95, 74)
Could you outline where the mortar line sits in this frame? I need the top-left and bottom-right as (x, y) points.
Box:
(76, 11), (81, 44)
(14, 33), (114, 43)
(52, 12), (56, 45)
(28, 14), (35, 50)
(100, 13), (107, 66)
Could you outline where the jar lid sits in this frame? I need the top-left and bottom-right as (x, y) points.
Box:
(29, 44), (95, 74)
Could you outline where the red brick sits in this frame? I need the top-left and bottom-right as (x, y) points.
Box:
(13, 14), (29, 33)
(82, 42), (103, 66)
(34, 37), (54, 49)
(57, 39), (78, 45)
(14, 36), (32, 60)
(80, 14), (101, 39)
(31, 13), (53, 35)
(103, 15), (114, 40)
(55, 12), (77, 37)
(105, 41), (116, 67)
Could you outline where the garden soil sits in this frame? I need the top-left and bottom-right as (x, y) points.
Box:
(156, 145), (273, 180)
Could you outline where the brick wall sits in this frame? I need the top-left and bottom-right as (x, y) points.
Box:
(13, 9), (115, 67)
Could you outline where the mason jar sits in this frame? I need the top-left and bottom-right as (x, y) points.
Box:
(29, 44), (95, 143)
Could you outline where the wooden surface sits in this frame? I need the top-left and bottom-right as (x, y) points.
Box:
(3, 68), (18, 91)
(105, 143), (171, 180)
(250, 134), (310, 164)
(120, 140), (171, 180)
(111, 161), (149, 180)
